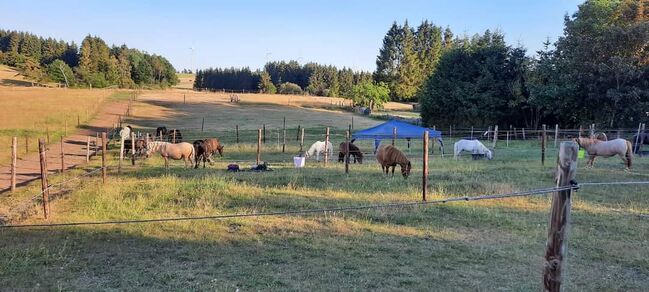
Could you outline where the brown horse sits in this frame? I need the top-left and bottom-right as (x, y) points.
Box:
(338, 142), (363, 164)
(145, 141), (194, 168)
(376, 144), (411, 178)
(193, 138), (224, 168)
(574, 137), (632, 170)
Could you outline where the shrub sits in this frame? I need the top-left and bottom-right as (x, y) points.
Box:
(278, 82), (303, 95)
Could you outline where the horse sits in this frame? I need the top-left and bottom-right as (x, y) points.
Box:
(123, 139), (147, 156)
(454, 139), (493, 160)
(155, 127), (168, 141)
(591, 132), (608, 141)
(574, 137), (632, 170)
(166, 129), (183, 143)
(632, 133), (649, 154)
(375, 144), (411, 178)
(305, 141), (333, 162)
(118, 125), (132, 141)
(193, 138), (224, 168)
(338, 142), (363, 164)
(144, 141), (194, 169)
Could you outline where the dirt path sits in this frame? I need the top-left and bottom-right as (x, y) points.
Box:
(0, 100), (129, 193)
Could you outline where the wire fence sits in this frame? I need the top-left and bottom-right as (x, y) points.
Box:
(2, 180), (648, 229)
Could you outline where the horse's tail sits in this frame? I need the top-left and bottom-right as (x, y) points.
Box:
(626, 140), (633, 169)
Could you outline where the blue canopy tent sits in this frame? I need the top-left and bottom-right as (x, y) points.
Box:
(352, 120), (444, 155)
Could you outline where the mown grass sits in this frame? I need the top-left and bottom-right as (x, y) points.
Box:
(0, 134), (647, 290)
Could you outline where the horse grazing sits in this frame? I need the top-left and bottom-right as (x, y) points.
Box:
(375, 144), (411, 178)
(305, 141), (333, 162)
(454, 139), (493, 160)
(338, 142), (363, 164)
(155, 127), (168, 141)
(167, 129), (183, 143)
(193, 138), (225, 168)
(145, 141), (194, 168)
(632, 133), (649, 153)
(574, 137), (632, 170)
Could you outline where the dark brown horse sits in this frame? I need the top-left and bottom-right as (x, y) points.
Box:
(123, 139), (147, 156)
(193, 138), (224, 168)
(338, 142), (363, 163)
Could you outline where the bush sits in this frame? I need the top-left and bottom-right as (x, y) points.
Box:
(46, 59), (76, 86)
(278, 82), (303, 95)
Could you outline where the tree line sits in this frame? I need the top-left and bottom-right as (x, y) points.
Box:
(194, 61), (373, 98)
(0, 29), (178, 88)
(414, 0), (648, 128)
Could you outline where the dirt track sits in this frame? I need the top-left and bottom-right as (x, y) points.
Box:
(0, 100), (129, 193)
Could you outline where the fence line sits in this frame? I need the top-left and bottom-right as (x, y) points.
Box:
(4, 180), (648, 229)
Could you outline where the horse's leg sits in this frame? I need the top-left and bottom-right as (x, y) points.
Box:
(391, 165), (395, 177)
(164, 156), (169, 169)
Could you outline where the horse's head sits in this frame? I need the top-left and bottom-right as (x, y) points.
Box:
(401, 161), (412, 178)
(357, 152), (364, 164)
(217, 145), (224, 157)
(486, 149), (493, 160)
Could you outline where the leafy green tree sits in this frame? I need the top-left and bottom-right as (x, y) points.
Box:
(352, 81), (390, 110)
(46, 59), (75, 86)
(258, 71), (276, 93)
(278, 82), (303, 95)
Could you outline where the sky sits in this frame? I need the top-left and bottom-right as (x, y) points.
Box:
(0, 0), (583, 72)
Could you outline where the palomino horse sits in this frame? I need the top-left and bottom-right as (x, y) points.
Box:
(376, 144), (411, 178)
(305, 141), (333, 162)
(574, 137), (633, 170)
(145, 141), (194, 169)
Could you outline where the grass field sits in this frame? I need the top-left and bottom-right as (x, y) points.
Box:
(0, 84), (122, 166)
(1, 112), (648, 290)
(1, 89), (647, 290)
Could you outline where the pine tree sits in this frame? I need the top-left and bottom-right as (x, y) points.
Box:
(443, 27), (454, 49)
(374, 22), (401, 85)
(394, 21), (421, 101)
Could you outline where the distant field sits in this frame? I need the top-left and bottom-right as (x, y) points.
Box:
(0, 85), (119, 166)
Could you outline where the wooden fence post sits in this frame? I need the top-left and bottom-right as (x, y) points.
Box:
(256, 129), (261, 165)
(10, 137), (17, 192)
(101, 133), (107, 184)
(590, 123), (595, 136)
(543, 141), (578, 291)
(542, 124), (547, 166)
(38, 138), (50, 218)
(492, 125), (499, 148)
(183, 94), (186, 104)
(345, 128), (350, 174)
(86, 136), (91, 163)
(95, 133), (99, 154)
(522, 127), (526, 140)
(201, 117), (205, 132)
(579, 126), (583, 138)
(300, 127), (305, 152)
(296, 125), (301, 141)
(60, 136), (65, 173)
(77, 114), (80, 127)
(470, 127), (474, 139)
(392, 127), (397, 146)
(25, 136), (29, 154)
(506, 131), (510, 147)
(172, 129), (176, 143)
(634, 123), (642, 153)
(324, 127), (330, 165)
(554, 124), (559, 148)
(282, 117), (286, 153)
(131, 132), (136, 166)
(422, 131), (429, 202)
(236, 125), (240, 144)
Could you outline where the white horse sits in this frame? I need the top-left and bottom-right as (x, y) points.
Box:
(305, 141), (333, 162)
(454, 139), (493, 160)
(119, 125), (132, 141)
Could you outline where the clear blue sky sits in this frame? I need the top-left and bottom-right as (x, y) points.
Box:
(0, 0), (582, 72)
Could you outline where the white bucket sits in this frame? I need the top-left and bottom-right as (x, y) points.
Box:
(293, 156), (305, 168)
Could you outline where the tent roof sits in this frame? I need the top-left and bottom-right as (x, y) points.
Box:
(352, 120), (441, 140)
